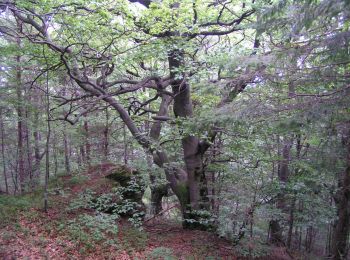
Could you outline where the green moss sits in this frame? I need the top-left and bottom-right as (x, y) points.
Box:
(105, 165), (139, 186)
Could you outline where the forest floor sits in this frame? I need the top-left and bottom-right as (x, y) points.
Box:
(0, 163), (293, 260)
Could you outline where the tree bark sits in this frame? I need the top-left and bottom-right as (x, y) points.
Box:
(103, 108), (109, 160)
(15, 54), (26, 193)
(148, 94), (171, 214)
(44, 67), (51, 212)
(52, 133), (58, 175)
(331, 126), (350, 260)
(24, 100), (33, 189)
(33, 92), (41, 186)
(287, 196), (295, 248)
(270, 137), (293, 245)
(168, 49), (210, 228)
(84, 120), (91, 165)
(123, 124), (128, 165)
(0, 108), (9, 193)
(63, 124), (71, 175)
(80, 145), (85, 164)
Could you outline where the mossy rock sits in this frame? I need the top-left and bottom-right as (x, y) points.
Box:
(105, 165), (140, 187)
(104, 164), (146, 218)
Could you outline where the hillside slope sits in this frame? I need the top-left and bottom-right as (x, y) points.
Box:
(0, 164), (292, 260)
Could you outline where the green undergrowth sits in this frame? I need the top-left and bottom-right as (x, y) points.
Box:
(56, 212), (119, 254)
(67, 174), (89, 186)
(0, 171), (84, 228)
(0, 167), (151, 256)
(67, 176), (145, 228)
(0, 192), (42, 227)
(144, 247), (176, 260)
(235, 237), (270, 258)
(120, 225), (148, 253)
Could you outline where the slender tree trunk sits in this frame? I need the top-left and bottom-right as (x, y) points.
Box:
(32, 87), (43, 185)
(0, 108), (9, 193)
(24, 108), (33, 189)
(330, 127), (350, 260)
(16, 54), (26, 193)
(123, 124), (128, 165)
(52, 133), (58, 175)
(84, 120), (91, 165)
(326, 195), (334, 255)
(80, 145), (85, 164)
(76, 146), (82, 166)
(11, 167), (19, 194)
(305, 225), (315, 253)
(43, 68), (51, 212)
(287, 135), (303, 249)
(33, 110), (41, 185)
(103, 108), (109, 160)
(327, 222), (333, 256)
(63, 124), (71, 175)
(298, 201), (303, 251)
(287, 196), (295, 248)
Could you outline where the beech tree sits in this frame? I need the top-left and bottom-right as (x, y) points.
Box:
(0, 0), (260, 227)
(0, 0), (349, 258)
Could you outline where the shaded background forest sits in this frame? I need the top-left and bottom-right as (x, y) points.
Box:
(0, 0), (349, 259)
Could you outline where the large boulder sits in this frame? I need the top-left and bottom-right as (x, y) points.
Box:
(104, 164), (145, 218)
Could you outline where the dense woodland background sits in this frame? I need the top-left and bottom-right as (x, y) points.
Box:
(0, 0), (349, 259)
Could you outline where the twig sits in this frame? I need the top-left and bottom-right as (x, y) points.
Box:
(143, 204), (178, 223)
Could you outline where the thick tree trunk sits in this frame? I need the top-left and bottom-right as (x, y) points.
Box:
(150, 184), (168, 214)
(269, 219), (283, 245)
(168, 49), (210, 228)
(270, 137), (292, 245)
(330, 128), (350, 260)
(305, 225), (315, 253)
(148, 157), (169, 215)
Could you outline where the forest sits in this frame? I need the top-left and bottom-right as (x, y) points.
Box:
(0, 0), (349, 259)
